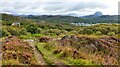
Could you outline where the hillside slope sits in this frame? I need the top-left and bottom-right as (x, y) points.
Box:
(1, 13), (33, 25)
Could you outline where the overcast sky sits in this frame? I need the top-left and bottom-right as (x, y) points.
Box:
(0, 0), (119, 16)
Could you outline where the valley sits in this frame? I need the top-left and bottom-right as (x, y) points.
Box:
(0, 13), (120, 66)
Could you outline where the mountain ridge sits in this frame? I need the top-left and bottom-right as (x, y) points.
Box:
(1, 13), (119, 24)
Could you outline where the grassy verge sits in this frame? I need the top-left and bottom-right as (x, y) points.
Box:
(19, 34), (43, 39)
(35, 43), (56, 65)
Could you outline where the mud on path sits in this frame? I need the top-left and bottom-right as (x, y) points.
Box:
(23, 39), (47, 65)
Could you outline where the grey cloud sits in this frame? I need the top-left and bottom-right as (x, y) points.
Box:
(63, 2), (108, 12)
(0, 1), (109, 15)
(13, 2), (29, 9)
(42, 2), (108, 14)
(43, 2), (65, 11)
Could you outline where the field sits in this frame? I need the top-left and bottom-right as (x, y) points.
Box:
(0, 13), (120, 66)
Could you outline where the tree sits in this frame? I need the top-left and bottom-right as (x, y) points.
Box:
(27, 24), (38, 34)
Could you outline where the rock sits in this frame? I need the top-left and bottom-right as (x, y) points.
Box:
(22, 53), (32, 59)
(53, 49), (62, 54)
(61, 35), (70, 40)
(39, 37), (52, 42)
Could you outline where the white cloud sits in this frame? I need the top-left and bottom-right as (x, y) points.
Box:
(0, 0), (119, 16)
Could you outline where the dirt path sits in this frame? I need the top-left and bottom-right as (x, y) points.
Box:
(36, 43), (67, 66)
(23, 39), (47, 65)
(24, 39), (67, 66)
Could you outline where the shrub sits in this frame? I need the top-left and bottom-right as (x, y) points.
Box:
(57, 51), (68, 58)
(95, 31), (102, 35)
(1, 29), (11, 37)
(26, 24), (38, 34)
(36, 28), (42, 34)
(48, 29), (61, 36)
(107, 32), (115, 36)
(19, 28), (28, 35)
(79, 28), (93, 35)
(19, 35), (32, 39)
(66, 57), (93, 65)
(6, 26), (20, 36)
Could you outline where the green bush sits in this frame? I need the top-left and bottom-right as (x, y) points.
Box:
(1, 29), (11, 37)
(6, 26), (20, 36)
(19, 28), (28, 35)
(66, 57), (93, 65)
(57, 51), (68, 58)
(36, 28), (42, 34)
(31, 34), (43, 37)
(107, 32), (115, 36)
(95, 31), (102, 35)
(19, 35), (32, 39)
(26, 24), (38, 34)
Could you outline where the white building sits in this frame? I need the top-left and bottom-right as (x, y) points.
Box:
(12, 22), (20, 27)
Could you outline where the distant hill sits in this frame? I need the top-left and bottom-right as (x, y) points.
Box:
(23, 15), (87, 23)
(23, 14), (118, 23)
(1, 13), (119, 24)
(1, 13), (24, 22)
(94, 12), (103, 16)
(81, 12), (118, 23)
(82, 11), (103, 18)
(82, 15), (118, 23)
